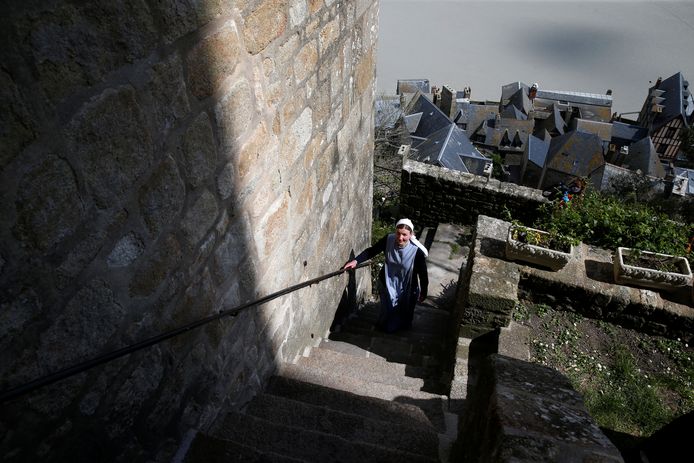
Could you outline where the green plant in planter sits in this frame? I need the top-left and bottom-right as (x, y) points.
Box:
(511, 223), (576, 253)
(622, 249), (685, 274)
(533, 189), (692, 267)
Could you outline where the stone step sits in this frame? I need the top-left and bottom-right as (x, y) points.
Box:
(326, 331), (425, 366)
(211, 411), (439, 463)
(296, 347), (427, 391)
(279, 363), (447, 432)
(336, 324), (445, 357)
(245, 393), (440, 457)
(266, 376), (435, 431)
(355, 303), (452, 329)
(185, 432), (305, 463)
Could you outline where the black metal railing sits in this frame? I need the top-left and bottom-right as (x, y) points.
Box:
(0, 262), (371, 403)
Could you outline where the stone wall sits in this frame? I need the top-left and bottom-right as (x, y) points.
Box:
(399, 160), (545, 227)
(0, 1), (376, 461)
(456, 355), (624, 462)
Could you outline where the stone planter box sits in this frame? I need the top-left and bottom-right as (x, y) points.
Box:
(613, 247), (693, 292)
(505, 225), (574, 271)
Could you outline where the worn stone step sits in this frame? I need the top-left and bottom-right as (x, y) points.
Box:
(245, 393), (440, 457)
(296, 347), (427, 391)
(212, 411), (439, 463)
(266, 376), (436, 431)
(185, 432), (305, 463)
(337, 324), (445, 357)
(326, 331), (424, 366)
(354, 304), (452, 331)
(279, 363), (447, 432)
(319, 337), (442, 368)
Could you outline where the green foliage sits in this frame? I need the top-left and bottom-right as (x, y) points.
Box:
(533, 190), (691, 263)
(490, 152), (504, 179)
(582, 347), (671, 435)
(372, 218), (392, 245)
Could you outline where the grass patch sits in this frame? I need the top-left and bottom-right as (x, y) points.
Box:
(523, 302), (694, 438)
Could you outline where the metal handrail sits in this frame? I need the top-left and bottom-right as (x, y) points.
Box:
(0, 261), (371, 403)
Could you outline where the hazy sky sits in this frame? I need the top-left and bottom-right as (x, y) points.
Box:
(377, 0), (694, 115)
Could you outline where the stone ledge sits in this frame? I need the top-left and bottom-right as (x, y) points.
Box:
(456, 354), (623, 463)
(464, 215), (694, 343)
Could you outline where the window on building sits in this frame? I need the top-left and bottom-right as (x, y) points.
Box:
(666, 127), (677, 139)
(657, 143), (668, 155)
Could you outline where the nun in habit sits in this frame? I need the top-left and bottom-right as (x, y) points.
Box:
(343, 218), (429, 332)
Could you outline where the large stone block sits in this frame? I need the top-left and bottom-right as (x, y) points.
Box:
(151, 0), (234, 43)
(319, 17), (340, 53)
(463, 355), (624, 462)
(289, 0), (308, 28)
(294, 40), (317, 83)
(186, 24), (242, 100)
(181, 189), (219, 249)
(105, 347), (164, 439)
(353, 50), (375, 98)
(253, 192), (289, 260)
(14, 1), (157, 104)
(39, 279), (125, 371)
(143, 52), (190, 137)
(107, 232), (145, 268)
(56, 209), (128, 288)
(0, 69), (36, 168)
(139, 155), (186, 236)
(130, 234), (183, 298)
(243, 0), (288, 54)
(65, 85), (154, 209)
(182, 112), (218, 188)
(236, 122), (275, 190)
(215, 79), (255, 149)
(14, 155), (83, 251)
(279, 107), (312, 168)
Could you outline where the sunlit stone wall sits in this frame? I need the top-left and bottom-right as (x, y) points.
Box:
(0, 1), (376, 460)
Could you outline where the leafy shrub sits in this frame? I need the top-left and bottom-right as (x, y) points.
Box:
(533, 189), (692, 263)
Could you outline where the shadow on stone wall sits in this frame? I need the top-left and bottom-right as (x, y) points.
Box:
(0, 1), (375, 461)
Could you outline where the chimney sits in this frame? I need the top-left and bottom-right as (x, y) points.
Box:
(440, 85), (456, 119)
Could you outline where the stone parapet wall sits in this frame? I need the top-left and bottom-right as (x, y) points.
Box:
(461, 216), (694, 343)
(0, 1), (376, 461)
(400, 160), (545, 227)
(456, 354), (624, 463)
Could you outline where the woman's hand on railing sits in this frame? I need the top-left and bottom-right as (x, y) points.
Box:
(343, 260), (357, 270)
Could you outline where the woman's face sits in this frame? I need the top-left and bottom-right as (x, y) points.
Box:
(395, 227), (412, 248)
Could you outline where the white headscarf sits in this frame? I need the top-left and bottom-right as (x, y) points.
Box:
(396, 218), (428, 257)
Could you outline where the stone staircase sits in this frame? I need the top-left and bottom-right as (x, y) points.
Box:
(182, 224), (471, 463)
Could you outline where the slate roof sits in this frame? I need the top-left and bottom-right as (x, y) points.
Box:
(536, 89), (613, 107)
(571, 119), (613, 143)
(501, 88), (532, 120)
(397, 79), (430, 95)
(537, 104), (566, 136)
(526, 132), (551, 168)
(611, 121), (649, 145)
(501, 82), (529, 104)
(412, 123), (489, 175)
(641, 72), (694, 131)
(463, 104), (499, 137)
(623, 137), (666, 178)
(403, 92), (452, 139)
(481, 118), (533, 151)
(546, 130), (605, 176)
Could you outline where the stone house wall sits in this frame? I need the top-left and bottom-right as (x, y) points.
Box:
(399, 159), (546, 227)
(0, 1), (376, 461)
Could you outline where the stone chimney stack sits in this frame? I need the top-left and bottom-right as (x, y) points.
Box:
(440, 85), (456, 119)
